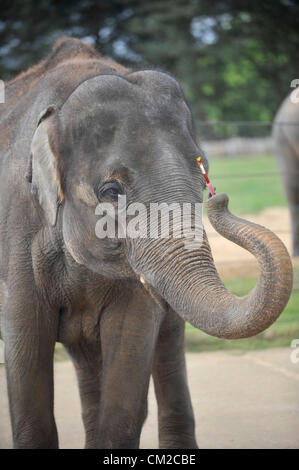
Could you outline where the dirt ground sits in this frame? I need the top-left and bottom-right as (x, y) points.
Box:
(205, 206), (293, 278)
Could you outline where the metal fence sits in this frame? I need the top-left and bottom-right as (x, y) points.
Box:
(197, 119), (299, 141)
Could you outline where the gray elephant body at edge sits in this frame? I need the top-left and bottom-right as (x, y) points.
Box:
(273, 91), (299, 256)
(0, 38), (293, 449)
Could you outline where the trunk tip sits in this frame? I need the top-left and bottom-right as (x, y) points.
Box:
(206, 192), (229, 211)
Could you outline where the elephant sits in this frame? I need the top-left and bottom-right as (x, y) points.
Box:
(0, 37), (293, 449)
(273, 90), (299, 256)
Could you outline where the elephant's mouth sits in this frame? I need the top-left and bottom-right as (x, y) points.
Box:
(126, 193), (293, 339)
(139, 275), (169, 312)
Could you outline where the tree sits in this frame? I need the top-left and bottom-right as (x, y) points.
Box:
(0, 0), (298, 136)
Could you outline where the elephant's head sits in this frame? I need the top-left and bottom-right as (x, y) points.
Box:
(29, 70), (293, 339)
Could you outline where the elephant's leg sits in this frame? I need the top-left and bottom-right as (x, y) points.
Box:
(96, 289), (161, 449)
(276, 142), (299, 256)
(287, 165), (299, 257)
(152, 310), (198, 449)
(3, 289), (58, 448)
(64, 341), (101, 448)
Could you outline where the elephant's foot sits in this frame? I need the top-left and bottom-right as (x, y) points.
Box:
(95, 430), (140, 449)
(159, 435), (198, 449)
(158, 417), (198, 449)
(13, 420), (58, 449)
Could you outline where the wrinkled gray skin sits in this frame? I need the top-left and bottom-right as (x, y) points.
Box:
(273, 91), (299, 256)
(0, 38), (293, 449)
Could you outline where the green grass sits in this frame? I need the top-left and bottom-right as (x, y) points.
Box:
(207, 154), (286, 214)
(185, 269), (299, 352)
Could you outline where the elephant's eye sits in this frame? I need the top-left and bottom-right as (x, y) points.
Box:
(98, 181), (123, 200)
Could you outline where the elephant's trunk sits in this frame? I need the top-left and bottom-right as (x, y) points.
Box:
(127, 193), (293, 339)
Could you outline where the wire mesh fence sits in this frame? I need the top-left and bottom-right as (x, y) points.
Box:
(197, 119), (299, 140)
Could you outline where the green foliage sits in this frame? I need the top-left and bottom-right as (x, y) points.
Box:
(0, 1), (298, 137)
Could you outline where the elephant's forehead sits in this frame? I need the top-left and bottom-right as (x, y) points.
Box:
(61, 71), (185, 121)
(59, 72), (192, 165)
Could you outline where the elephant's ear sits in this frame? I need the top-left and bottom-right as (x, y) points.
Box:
(29, 106), (64, 226)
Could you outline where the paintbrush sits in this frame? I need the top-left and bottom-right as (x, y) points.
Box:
(196, 156), (216, 196)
